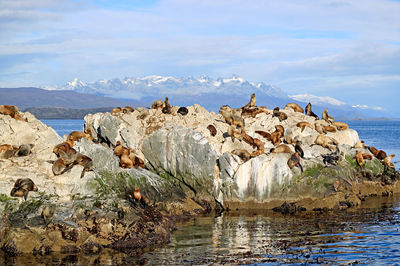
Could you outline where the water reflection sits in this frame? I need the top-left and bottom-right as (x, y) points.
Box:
(141, 195), (400, 264)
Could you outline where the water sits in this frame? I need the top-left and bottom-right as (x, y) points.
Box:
(41, 119), (84, 137)
(140, 196), (400, 264)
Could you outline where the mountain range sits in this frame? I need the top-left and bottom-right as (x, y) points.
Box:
(0, 75), (392, 120)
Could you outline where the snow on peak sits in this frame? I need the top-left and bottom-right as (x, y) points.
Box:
(290, 94), (346, 106)
(67, 78), (86, 87)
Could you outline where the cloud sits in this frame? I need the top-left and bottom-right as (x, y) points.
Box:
(352, 104), (383, 111)
(290, 94), (347, 106)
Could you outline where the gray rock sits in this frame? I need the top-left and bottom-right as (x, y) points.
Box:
(142, 126), (219, 197)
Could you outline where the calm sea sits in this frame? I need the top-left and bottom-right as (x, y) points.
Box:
(41, 119), (400, 264)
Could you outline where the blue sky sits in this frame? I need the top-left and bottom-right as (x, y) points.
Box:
(0, 0), (399, 116)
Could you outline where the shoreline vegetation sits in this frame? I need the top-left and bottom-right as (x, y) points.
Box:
(0, 98), (400, 262)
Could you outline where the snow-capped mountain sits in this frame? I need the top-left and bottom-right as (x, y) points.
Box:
(47, 75), (290, 100)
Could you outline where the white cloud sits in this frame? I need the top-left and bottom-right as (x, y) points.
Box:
(289, 94), (347, 106)
(352, 104), (383, 111)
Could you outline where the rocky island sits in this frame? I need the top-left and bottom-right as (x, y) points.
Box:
(0, 98), (399, 263)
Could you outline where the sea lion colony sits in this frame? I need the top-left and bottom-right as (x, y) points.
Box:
(1, 94), (396, 202)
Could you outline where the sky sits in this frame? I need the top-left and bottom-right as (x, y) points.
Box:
(0, 0), (399, 116)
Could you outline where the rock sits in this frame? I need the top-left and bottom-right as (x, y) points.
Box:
(142, 126), (219, 197)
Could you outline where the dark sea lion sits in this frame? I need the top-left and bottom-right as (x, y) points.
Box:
(207, 125), (217, 136)
(255, 130), (271, 140)
(288, 152), (303, 172)
(122, 106), (134, 113)
(305, 102), (319, 119)
(272, 107), (287, 122)
(10, 178), (38, 201)
(162, 97), (172, 114)
(177, 107), (189, 116)
(242, 93), (256, 109)
(151, 100), (163, 110)
(295, 140), (304, 158)
(231, 149), (251, 162)
(16, 144), (34, 156)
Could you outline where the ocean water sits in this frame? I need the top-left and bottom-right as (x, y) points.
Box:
(41, 119), (85, 137)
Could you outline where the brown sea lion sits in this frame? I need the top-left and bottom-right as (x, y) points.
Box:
(240, 129), (255, 147)
(242, 93), (256, 109)
(251, 138), (265, 157)
(314, 134), (337, 151)
(111, 107), (122, 115)
(255, 130), (271, 140)
(285, 103), (304, 113)
(74, 153), (94, 178)
(53, 138), (75, 157)
(270, 144), (291, 154)
(219, 106), (244, 128)
(305, 102), (319, 119)
(354, 150), (364, 168)
(69, 131), (92, 141)
(368, 146), (379, 157)
(241, 107), (265, 118)
(227, 125), (243, 141)
(288, 152), (303, 172)
(122, 106), (134, 113)
(362, 153), (373, 160)
(322, 108), (334, 123)
(270, 131), (283, 146)
(232, 149), (251, 162)
(10, 178), (38, 201)
(272, 107), (287, 122)
(120, 149), (133, 168)
(114, 141), (128, 157)
(333, 121), (349, 131)
(275, 125), (285, 135)
(323, 125), (337, 133)
(177, 107), (188, 116)
(383, 155), (395, 168)
(162, 97), (172, 114)
(354, 140), (367, 149)
(207, 125), (217, 136)
(376, 150), (387, 161)
(151, 100), (163, 110)
(314, 123), (324, 134)
(297, 121), (314, 132)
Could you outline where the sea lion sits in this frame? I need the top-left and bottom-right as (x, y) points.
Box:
(151, 100), (163, 110)
(111, 107), (122, 115)
(272, 107), (287, 122)
(295, 140), (304, 158)
(74, 153), (94, 178)
(69, 131), (92, 141)
(242, 93), (256, 109)
(52, 158), (70, 176)
(305, 102), (319, 119)
(354, 140), (367, 149)
(322, 154), (340, 166)
(314, 123), (324, 134)
(270, 144), (291, 154)
(10, 178), (38, 201)
(0, 144), (18, 158)
(251, 138), (265, 157)
(362, 153), (373, 160)
(120, 149), (133, 168)
(16, 144), (34, 156)
(255, 130), (271, 140)
(232, 149), (251, 162)
(368, 146), (379, 158)
(376, 150), (387, 161)
(275, 125), (285, 135)
(270, 131), (283, 146)
(333, 121), (349, 131)
(0, 105), (26, 121)
(227, 125), (242, 141)
(177, 107), (189, 116)
(322, 108), (334, 123)
(314, 134), (338, 151)
(287, 152), (303, 172)
(114, 141), (128, 157)
(122, 106), (134, 113)
(219, 106), (244, 128)
(162, 97), (172, 114)
(296, 121), (314, 132)
(133, 156), (145, 169)
(323, 125), (337, 133)
(241, 107), (265, 118)
(240, 129), (255, 147)
(285, 103), (304, 113)
(53, 138), (75, 157)
(354, 150), (364, 168)
(207, 125), (217, 136)
(383, 154), (395, 168)
(133, 187), (142, 201)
